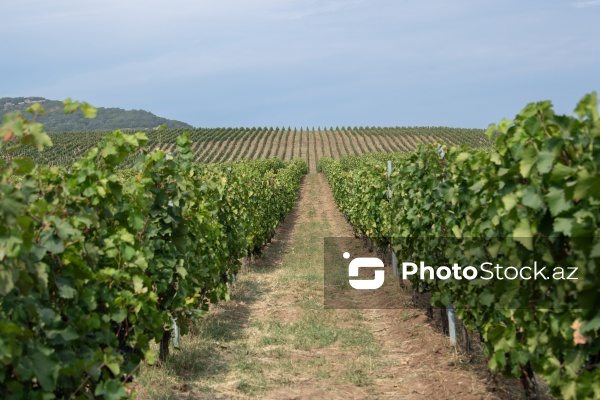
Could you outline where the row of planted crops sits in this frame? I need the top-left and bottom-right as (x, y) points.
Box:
(319, 93), (600, 399)
(0, 108), (307, 398)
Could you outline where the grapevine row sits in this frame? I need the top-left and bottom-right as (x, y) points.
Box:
(0, 109), (307, 399)
(319, 93), (600, 399)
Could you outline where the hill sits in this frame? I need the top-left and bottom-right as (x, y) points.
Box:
(0, 97), (193, 131)
(1, 126), (490, 173)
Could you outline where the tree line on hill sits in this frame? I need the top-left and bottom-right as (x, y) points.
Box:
(0, 97), (193, 132)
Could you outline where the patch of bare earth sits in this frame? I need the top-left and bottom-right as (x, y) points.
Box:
(404, 134), (421, 151)
(307, 131), (317, 173)
(332, 130), (350, 157)
(252, 131), (270, 160)
(193, 140), (213, 162)
(314, 130), (325, 165)
(351, 130), (370, 154)
(260, 130), (277, 159)
(345, 130), (363, 155)
(320, 130), (335, 158)
(275, 130), (288, 159)
(363, 131), (384, 153)
(284, 130), (295, 161)
(198, 140), (220, 163)
(293, 129), (302, 159)
(378, 132), (403, 152)
(269, 130), (284, 159)
(204, 139), (229, 163)
(227, 138), (245, 161)
(240, 130), (262, 160)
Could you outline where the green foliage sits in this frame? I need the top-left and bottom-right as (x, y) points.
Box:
(0, 103), (306, 398)
(319, 92), (600, 399)
(1, 97), (192, 132)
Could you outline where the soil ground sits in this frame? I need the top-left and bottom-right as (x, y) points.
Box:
(134, 173), (533, 400)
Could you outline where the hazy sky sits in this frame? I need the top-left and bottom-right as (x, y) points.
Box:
(2, 0), (598, 128)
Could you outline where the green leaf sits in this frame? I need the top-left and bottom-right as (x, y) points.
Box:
(560, 381), (577, 400)
(518, 146), (538, 178)
(580, 316), (600, 334)
(62, 98), (79, 113)
(479, 291), (494, 306)
(573, 174), (600, 200)
(550, 163), (575, 182)
(55, 277), (77, 299)
(94, 379), (129, 400)
(0, 269), (15, 296)
(176, 265), (188, 279)
(468, 179), (486, 193)
(502, 193), (518, 212)
(574, 91), (598, 120)
(30, 126), (53, 150)
(132, 275), (144, 293)
(119, 230), (135, 244)
(536, 150), (555, 174)
(112, 309), (127, 323)
(451, 225), (461, 238)
(46, 327), (79, 341)
(29, 348), (59, 391)
(12, 158), (34, 174)
(513, 219), (533, 250)
(545, 187), (572, 216)
(81, 102), (97, 118)
(553, 218), (573, 235)
(123, 245), (136, 261)
(455, 152), (470, 163)
(521, 187), (544, 210)
(26, 102), (45, 115)
(106, 360), (120, 376)
(144, 349), (157, 365)
(40, 231), (64, 254)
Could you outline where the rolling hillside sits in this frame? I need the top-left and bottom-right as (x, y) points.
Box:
(1, 126), (490, 172)
(1, 97), (193, 131)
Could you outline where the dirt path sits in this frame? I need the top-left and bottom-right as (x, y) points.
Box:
(325, 130), (341, 159)
(227, 138), (245, 161)
(270, 129), (285, 159)
(320, 130), (332, 158)
(193, 139), (210, 161)
(307, 131), (317, 173)
(283, 129), (295, 160)
(253, 130), (271, 160)
(363, 131), (384, 153)
(261, 130), (278, 159)
(293, 129), (302, 159)
(315, 130), (324, 166)
(352, 130), (370, 154)
(240, 130), (262, 160)
(344, 129), (363, 155)
(205, 139), (229, 163)
(135, 174), (522, 399)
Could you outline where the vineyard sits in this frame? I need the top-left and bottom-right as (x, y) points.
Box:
(1, 125), (490, 173)
(0, 106), (307, 398)
(319, 93), (600, 399)
(0, 94), (598, 399)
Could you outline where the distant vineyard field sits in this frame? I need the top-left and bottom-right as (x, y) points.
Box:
(1, 126), (490, 172)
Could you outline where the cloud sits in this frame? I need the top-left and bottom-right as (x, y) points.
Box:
(1, 0), (598, 128)
(573, 0), (600, 8)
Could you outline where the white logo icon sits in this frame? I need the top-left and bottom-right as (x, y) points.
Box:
(346, 252), (385, 290)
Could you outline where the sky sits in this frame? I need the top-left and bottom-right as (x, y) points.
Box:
(1, 0), (599, 129)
